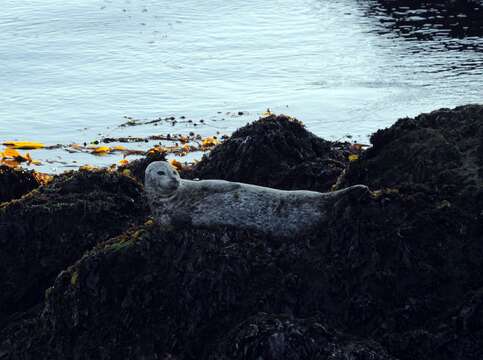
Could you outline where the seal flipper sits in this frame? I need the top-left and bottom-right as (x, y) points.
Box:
(325, 184), (370, 205)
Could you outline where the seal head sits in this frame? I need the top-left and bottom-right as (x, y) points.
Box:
(145, 161), (181, 198)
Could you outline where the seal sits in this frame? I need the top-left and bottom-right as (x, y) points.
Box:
(145, 161), (369, 237)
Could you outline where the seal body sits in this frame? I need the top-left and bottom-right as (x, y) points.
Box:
(145, 161), (368, 237)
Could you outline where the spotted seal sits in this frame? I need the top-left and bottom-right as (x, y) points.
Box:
(145, 161), (368, 237)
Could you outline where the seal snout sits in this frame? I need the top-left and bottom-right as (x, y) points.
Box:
(167, 178), (180, 189)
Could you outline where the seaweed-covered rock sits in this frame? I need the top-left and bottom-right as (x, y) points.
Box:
(339, 104), (483, 212)
(3, 181), (482, 359)
(210, 313), (395, 360)
(0, 169), (148, 326)
(383, 287), (483, 360)
(0, 166), (40, 203)
(187, 115), (347, 192)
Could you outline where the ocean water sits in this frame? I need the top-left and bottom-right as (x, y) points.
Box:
(1, 0), (482, 172)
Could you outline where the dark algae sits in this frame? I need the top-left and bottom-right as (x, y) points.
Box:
(0, 169), (148, 328)
(0, 166), (41, 204)
(338, 104), (483, 217)
(0, 105), (482, 360)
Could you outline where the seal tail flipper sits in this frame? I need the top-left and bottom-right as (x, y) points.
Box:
(329, 184), (370, 202)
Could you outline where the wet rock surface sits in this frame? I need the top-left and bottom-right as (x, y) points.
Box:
(0, 169), (148, 327)
(187, 114), (348, 192)
(2, 220), (397, 360)
(0, 105), (482, 360)
(0, 166), (40, 204)
(210, 313), (395, 360)
(338, 104), (483, 216)
(3, 186), (481, 359)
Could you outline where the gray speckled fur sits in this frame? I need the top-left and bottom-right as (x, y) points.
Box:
(145, 161), (368, 237)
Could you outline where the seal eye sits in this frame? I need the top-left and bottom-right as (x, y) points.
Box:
(157, 171), (166, 176)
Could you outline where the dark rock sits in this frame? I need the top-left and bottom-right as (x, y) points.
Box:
(338, 104), (483, 213)
(187, 114), (348, 192)
(0, 169), (148, 327)
(210, 313), (395, 360)
(3, 182), (481, 359)
(383, 287), (483, 360)
(0, 166), (40, 204)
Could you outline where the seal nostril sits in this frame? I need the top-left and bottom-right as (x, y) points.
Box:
(157, 171), (166, 176)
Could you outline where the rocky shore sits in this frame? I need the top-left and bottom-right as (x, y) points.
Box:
(0, 104), (482, 360)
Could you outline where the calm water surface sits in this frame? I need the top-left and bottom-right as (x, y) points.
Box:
(1, 0), (482, 172)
